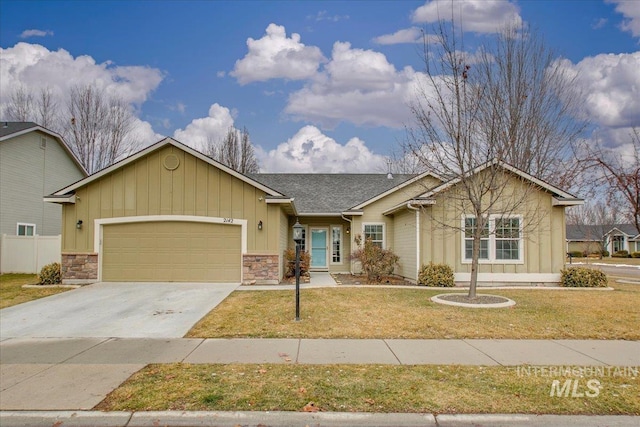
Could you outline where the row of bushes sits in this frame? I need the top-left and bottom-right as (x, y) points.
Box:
(568, 250), (640, 258)
(611, 250), (640, 258)
(567, 250), (609, 258)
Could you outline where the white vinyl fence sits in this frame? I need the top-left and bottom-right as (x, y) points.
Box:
(0, 234), (61, 274)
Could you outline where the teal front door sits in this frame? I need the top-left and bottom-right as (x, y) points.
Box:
(310, 228), (328, 269)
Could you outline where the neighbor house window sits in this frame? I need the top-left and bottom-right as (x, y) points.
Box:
(364, 223), (384, 248)
(331, 226), (342, 263)
(17, 223), (36, 236)
(462, 215), (523, 263)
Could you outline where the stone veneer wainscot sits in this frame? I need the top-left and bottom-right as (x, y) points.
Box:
(243, 254), (280, 285)
(61, 253), (98, 284)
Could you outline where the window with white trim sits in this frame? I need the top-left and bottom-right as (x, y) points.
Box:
(462, 215), (523, 263)
(331, 226), (342, 263)
(17, 223), (36, 236)
(363, 223), (384, 248)
(464, 217), (489, 260)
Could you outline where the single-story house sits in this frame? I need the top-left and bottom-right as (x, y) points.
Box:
(566, 224), (639, 255)
(46, 137), (581, 285)
(605, 225), (640, 254)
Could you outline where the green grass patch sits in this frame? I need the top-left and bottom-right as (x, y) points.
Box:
(0, 273), (70, 309)
(96, 364), (640, 415)
(187, 283), (640, 340)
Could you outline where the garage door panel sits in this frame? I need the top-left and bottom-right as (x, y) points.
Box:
(102, 221), (241, 283)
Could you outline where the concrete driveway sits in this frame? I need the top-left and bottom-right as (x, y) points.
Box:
(0, 282), (239, 338)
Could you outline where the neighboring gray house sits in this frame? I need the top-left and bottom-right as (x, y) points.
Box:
(566, 223), (639, 255)
(0, 122), (87, 236)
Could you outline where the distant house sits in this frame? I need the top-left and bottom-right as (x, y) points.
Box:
(566, 223), (639, 255)
(0, 122), (87, 236)
(605, 224), (640, 254)
(46, 137), (581, 286)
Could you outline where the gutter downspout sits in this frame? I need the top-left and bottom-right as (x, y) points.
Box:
(406, 203), (420, 281)
(341, 214), (353, 274)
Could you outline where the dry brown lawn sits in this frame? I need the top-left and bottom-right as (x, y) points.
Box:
(0, 274), (71, 309)
(187, 282), (639, 340)
(96, 364), (639, 414)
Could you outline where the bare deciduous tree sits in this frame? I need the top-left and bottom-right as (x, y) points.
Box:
(64, 84), (137, 174)
(476, 25), (586, 190)
(405, 22), (584, 297)
(5, 86), (59, 130)
(208, 126), (260, 174)
(582, 128), (640, 233)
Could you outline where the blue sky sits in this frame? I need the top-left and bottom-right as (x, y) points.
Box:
(1, 0), (639, 172)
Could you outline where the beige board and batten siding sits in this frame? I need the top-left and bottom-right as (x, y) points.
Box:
(350, 177), (441, 275)
(420, 174), (566, 285)
(393, 208), (417, 281)
(0, 131), (85, 236)
(62, 145), (280, 282)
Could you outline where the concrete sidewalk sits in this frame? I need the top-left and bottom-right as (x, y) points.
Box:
(1, 338), (638, 411)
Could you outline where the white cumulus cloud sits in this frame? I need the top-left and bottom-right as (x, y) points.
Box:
(0, 43), (164, 107)
(373, 27), (424, 45)
(285, 42), (420, 128)
(256, 125), (388, 173)
(412, 0), (522, 33)
(231, 23), (326, 85)
(0, 42), (165, 149)
(607, 0), (640, 37)
(20, 29), (54, 38)
(557, 52), (640, 129)
(172, 103), (236, 153)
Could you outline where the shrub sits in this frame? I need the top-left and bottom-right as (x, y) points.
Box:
(632, 252), (640, 258)
(612, 250), (630, 258)
(283, 248), (310, 278)
(568, 251), (584, 258)
(39, 262), (61, 285)
(560, 267), (607, 288)
(350, 235), (399, 282)
(417, 263), (455, 287)
(601, 250), (610, 257)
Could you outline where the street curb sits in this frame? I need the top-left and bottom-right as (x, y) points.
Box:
(1, 411), (638, 427)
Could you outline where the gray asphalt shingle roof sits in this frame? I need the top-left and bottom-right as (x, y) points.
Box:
(566, 223), (639, 240)
(249, 173), (416, 214)
(0, 121), (39, 138)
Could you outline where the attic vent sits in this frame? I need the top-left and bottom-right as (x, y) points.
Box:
(163, 154), (180, 171)
(40, 137), (47, 149)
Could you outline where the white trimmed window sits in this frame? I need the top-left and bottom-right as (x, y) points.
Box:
(331, 226), (342, 264)
(17, 223), (36, 236)
(464, 217), (489, 260)
(462, 215), (523, 263)
(363, 223), (385, 248)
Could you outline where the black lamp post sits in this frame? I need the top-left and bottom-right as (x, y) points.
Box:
(292, 219), (303, 321)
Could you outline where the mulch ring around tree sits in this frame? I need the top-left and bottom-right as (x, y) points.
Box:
(331, 273), (415, 286)
(431, 293), (516, 308)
